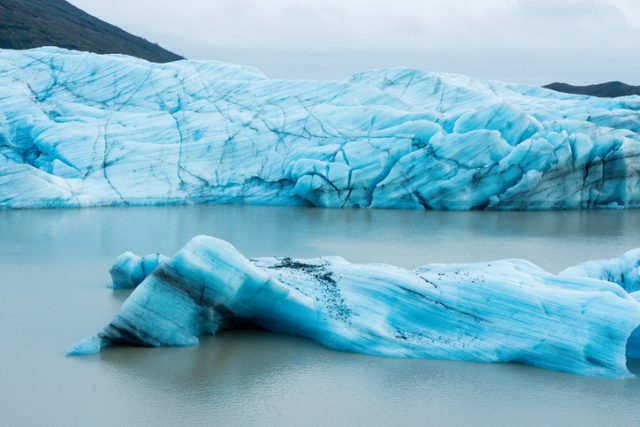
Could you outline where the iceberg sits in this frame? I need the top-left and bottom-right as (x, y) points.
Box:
(560, 248), (640, 293)
(69, 235), (640, 378)
(109, 251), (168, 290)
(1, 47), (640, 210)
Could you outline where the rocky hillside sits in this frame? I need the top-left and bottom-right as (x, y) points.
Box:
(0, 0), (182, 62)
(545, 81), (640, 98)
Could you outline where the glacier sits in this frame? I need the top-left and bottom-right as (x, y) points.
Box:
(2, 47), (640, 209)
(68, 235), (640, 378)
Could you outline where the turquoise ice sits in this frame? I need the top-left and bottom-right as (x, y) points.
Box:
(109, 251), (168, 290)
(1, 47), (639, 209)
(560, 248), (640, 293)
(69, 236), (640, 379)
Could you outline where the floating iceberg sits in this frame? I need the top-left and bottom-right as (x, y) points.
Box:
(109, 251), (168, 290)
(68, 235), (640, 378)
(1, 47), (640, 209)
(560, 248), (640, 293)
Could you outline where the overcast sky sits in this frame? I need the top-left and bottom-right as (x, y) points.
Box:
(69, 0), (639, 85)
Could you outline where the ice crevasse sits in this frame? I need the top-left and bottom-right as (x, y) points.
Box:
(69, 235), (640, 379)
(1, 47), (640, 209)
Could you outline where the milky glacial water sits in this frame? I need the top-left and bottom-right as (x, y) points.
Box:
(1, 205), (639, 427)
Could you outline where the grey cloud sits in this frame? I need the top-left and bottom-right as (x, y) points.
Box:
(68, 0), (639, 85)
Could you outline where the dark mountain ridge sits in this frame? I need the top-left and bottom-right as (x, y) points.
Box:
(0, 0), (182, 63)
(544, 81), (640, 98)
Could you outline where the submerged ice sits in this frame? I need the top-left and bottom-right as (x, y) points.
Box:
(68, 236), (640, 379)
(2, 47), (640, 209)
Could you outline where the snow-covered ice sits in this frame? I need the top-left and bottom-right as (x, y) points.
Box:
(1, 47), (639, 209)
(68, 235), (640, 378)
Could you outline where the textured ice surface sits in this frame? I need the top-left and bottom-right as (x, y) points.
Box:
(560, 248), (640, 293)
(629, 292), (640, 358)
(69, 235), (640, 378)
(2, 47), (640, 209)
(109, 252), (168, 289)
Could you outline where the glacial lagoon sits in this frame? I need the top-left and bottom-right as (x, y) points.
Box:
(1, 205), (640, 426)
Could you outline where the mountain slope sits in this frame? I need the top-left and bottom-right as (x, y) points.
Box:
(0, 0), (182, 62)
(544, 81), (640, 98)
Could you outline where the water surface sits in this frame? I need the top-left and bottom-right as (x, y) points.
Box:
(1, 206), (639, 426)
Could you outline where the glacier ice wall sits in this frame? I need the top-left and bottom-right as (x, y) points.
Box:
(1, 47), (640, 209)
(69, 235), (640, 378)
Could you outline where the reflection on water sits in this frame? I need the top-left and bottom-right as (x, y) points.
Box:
(1, 205), (639, 426)
(95, 331), (640, 427)
(2, 205), (640, 271)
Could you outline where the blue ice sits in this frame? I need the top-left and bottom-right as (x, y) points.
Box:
(68, 235), (640, 379)
(1, 47), (639, 210)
